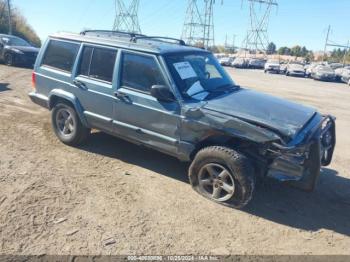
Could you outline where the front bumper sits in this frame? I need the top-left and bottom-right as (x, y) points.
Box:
(289, 71), (305, 77)
(314, 74), (336, 81)
(267, 115), (336, 191)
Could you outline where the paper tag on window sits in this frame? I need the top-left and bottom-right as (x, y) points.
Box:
(187, 81), (204, 96)
(173, 62), (197, 80)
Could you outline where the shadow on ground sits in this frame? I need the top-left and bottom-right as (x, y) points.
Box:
(0, 83), (10, 92)
(79, 132), (350, 236)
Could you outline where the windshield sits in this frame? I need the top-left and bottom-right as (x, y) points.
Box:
(1, 36), (31, 47)
(165, 52), (236, 101)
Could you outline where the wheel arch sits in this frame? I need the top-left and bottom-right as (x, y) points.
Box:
(48, 89), (88, 127)
(189, 133), (253, 160)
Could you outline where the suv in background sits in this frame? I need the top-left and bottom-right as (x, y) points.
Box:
(0, 34), (39, 67)
(29, 30), (336, 208)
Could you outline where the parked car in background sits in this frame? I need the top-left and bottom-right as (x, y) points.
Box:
(306, 62), (321, 78)
(29, 30), (337, 208)
(264, 59), (280, 73)
(341, 69), (350, 85)
(0, 34), (39, 67)
(280, 62), (288, 74)
(248, 58), (266, 69)
(311, 65), (336, 82)
(232, 57), (247, 68)
(335, 66), (350, 81)
(286, 63), (306, 77)
(329, 63), (344, 70)
(219, 57), (234, 67)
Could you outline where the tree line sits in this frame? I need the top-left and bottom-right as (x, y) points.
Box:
(0, 0), (41, 46)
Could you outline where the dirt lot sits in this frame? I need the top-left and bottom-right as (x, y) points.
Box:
(0, 64), (349, 255)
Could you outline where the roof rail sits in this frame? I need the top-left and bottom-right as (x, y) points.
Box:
(80, 30), (145, 39)
(132, 36), (186, 46)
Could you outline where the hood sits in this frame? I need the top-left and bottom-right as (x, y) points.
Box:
(203, 88), (316, 139)
(5, 45), (39, 53)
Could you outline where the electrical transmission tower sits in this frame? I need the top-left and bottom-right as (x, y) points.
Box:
(113, 0), (141, 34)
(182, 0), (220, 49)
(242, 0), (277, 56)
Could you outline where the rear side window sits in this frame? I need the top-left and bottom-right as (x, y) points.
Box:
(78, 46), (117, 83)
(121, 53), (165, 93)
(42, 40), (79, 72)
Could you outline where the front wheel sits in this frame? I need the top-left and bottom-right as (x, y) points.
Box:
(189, 146), (255, 209)
(52, 103), (90, 146)
(4, 53), (14, 66)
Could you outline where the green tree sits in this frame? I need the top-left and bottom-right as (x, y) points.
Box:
(267, 42), (276, 54)
(0, 0), (41, 46)
(277, 46), (291, 56)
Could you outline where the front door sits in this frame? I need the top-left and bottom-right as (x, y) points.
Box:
(113, 50), (181, 156)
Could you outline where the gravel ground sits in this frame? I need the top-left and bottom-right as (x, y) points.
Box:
(0, 64), (349, 255)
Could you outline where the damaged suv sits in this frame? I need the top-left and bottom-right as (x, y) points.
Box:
(29, 31), (336, 208)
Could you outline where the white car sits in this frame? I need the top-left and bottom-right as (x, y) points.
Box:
(286, 63), (306, 77)
(219, 57), (234, 67)
(264, 60), (280, 73)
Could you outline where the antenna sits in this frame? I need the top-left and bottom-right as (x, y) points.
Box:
(182, 0), (219, 49)
(113, 0), (141, 34)
(242, 0), (278, 56)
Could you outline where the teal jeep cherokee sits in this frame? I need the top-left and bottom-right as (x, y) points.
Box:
(29, 30), (336, 208)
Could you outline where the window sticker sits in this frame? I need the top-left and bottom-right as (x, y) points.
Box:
(173, 62), (197, 80)
(186, 81), (209, 100)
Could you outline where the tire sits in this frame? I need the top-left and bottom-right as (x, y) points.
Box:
(189, 146), (255, 209)
(51, 103), (90, 146)
(4, 53), (14, 66)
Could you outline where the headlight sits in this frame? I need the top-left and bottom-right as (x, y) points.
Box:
(12, 48), (24, 54)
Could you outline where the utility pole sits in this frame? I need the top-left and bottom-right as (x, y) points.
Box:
(182, 0), (219, 49)
(7, 0), (12, 35)
(323, 25), (331, 61)
(242, 0), (278, 57)
(232, 34), (237, 52)
(113, 0), (141, 34)
(342, 41), (349, 66)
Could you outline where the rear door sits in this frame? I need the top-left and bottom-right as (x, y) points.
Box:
(113, 50), (181, 156)
(73, 45), (118, 133)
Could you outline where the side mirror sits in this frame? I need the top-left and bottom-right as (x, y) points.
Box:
(151, 85), (176, 102)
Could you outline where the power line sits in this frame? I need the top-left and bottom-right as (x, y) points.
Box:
(182, 0), (220, 49)
(113, 0), (141, 34)
(242, 0), (277, 56)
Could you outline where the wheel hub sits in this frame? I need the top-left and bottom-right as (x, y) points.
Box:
(198, 163), (236, 202)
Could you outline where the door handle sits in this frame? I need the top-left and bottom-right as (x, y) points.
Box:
(73, 80), (87, 89)
(114, 91), (129, 99)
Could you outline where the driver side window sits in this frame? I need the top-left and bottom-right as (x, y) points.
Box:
(120, 52), (166, 93)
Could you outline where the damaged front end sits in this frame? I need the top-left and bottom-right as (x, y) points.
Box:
(266, 114), (336, 191)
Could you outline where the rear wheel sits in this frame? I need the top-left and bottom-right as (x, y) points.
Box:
(189, 146), (255, 209)
(52, 103), (90, 145)
(4, 53), (14, 66)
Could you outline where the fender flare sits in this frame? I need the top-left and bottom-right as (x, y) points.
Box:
(48, 89), (88, 127)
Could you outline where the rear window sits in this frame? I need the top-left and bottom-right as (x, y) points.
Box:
(42, 40), (80, 72)
(78, 46), (117, 83)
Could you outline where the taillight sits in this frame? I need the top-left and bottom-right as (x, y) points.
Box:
(31, 72), (36, 89)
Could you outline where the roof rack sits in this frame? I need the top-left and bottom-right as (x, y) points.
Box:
(80, 30), (145, 38)
(132, 36), (186, 46)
